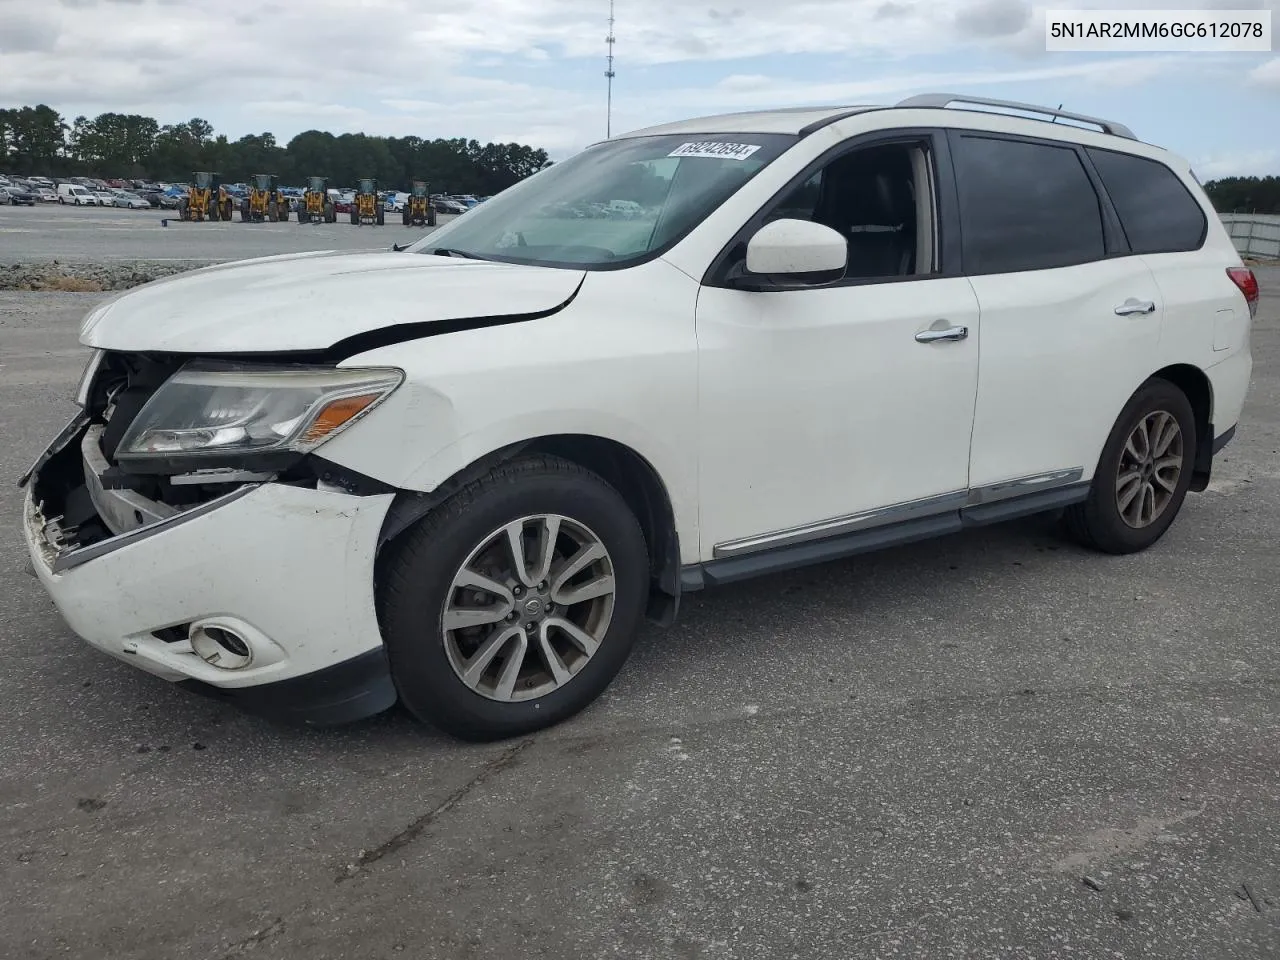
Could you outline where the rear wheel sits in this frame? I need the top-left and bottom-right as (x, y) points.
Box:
(297, 208), (309, 223)
(349, 209), (358, 225)
(402, 208), (411, 226)
(379, 455), (649, 741)
(376, 207), (385, 226)
(324, 202), (335, 223)
(268, 201), (278, 222)
(1063, 378), (1196, 554)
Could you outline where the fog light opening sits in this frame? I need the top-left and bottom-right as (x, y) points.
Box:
(189, 624), (254, 669)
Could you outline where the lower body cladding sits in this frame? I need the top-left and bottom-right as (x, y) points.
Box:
(24, 470), (398, 726)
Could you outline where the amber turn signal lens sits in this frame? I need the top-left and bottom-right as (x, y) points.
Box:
(301, 393), (381, 443)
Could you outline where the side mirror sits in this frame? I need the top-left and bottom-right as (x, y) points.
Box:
(738, 218), (847, 289)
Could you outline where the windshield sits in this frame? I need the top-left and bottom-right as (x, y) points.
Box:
(408, 133), (796, 268)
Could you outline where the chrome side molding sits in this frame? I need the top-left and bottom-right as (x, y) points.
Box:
(712, 468), (1085, 558)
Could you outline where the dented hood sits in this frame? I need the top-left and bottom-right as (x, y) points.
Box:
(79, 250), (586, 354)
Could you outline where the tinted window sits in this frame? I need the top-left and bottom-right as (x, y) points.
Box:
(1087, 148), (1207, 254)
(953, 135), (1105, 274)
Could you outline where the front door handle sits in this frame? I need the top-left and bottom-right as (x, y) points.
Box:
(1115, 299), (1156, 316)
(915, 324), (969, 343)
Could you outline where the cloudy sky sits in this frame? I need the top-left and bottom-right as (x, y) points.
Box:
(2, 0), (1278, 176)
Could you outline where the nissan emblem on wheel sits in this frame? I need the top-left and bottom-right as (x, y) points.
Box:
(19, 93), (1257, 741)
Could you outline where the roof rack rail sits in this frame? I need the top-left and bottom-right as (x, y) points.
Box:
(895, 93), (1137, 141)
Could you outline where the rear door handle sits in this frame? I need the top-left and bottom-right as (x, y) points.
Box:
(915, 325), (969, 343)
(1115, 299), (1156, 316)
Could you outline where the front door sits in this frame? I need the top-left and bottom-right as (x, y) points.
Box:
(694, 135), (981, 560)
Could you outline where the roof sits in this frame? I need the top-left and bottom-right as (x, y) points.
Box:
(618, 105), (881, 139)
(614, 94), (1139, 144)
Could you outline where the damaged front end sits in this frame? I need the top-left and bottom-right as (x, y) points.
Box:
(23, 350), (402, 574)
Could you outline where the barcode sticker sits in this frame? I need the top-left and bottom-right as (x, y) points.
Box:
(668, 142), (762, 161)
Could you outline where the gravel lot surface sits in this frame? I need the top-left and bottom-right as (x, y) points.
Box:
(0, 271), (1277, 959)
(0, 203), (450, 264)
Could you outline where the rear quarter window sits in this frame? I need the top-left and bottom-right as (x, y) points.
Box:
(1085, 148), (1207, 254)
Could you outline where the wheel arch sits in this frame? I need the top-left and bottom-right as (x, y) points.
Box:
(1149, 363), (1214, 492)
(375, 433), (684, 626)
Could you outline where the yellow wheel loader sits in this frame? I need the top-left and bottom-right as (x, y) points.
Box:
(178, 171), (232, 222)
(402, 180), (437, 227)
(350, 177), (384, 226)
(240, 174), (288, 223)
(298, 176), (335, 223)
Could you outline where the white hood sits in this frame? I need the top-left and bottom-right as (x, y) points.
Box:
(80, 250), (586, 354)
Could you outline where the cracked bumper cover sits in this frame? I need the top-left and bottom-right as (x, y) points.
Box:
(23, 479), (399, 725)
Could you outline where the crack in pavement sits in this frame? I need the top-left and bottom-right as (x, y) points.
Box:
(335, 738), (534, 883)
(219, 917), (284, 957)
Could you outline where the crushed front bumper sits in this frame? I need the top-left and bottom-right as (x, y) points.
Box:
(23, 456), (399, 725)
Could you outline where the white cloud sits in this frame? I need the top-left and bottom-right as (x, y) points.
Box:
(1192, 148), (1280, 178)
(0, 0), (1273, 156)
(1250, 57), (1280, 89)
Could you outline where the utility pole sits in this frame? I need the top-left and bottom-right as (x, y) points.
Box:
(605, 0), (616, 138)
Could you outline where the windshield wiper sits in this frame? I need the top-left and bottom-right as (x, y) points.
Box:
(430, 247), (485, 260)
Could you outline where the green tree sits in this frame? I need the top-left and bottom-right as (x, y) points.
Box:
(1204, 175), (1280, 214)
(3, 104), (67, 174)
(1, 102), (552, 192)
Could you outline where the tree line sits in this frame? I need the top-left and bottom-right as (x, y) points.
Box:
(1201, 176), (1280, 215)
(0, 104), (551, 195)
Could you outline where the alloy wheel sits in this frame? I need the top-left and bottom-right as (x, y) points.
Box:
(1116, 410), (1183, 528)
(441, 514), (616, 702)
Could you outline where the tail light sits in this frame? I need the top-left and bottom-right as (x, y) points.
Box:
(1227, 267), (1259, 319)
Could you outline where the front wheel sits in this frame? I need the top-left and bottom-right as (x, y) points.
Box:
(1063, 378), (1197, 554)
(378, 455), (649, 741)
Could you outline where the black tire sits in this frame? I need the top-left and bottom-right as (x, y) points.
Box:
(376, 207), (385, 226)
(402, 208), (411, 226)
(268, 201), (278, 222)
(297, 208), (308, 223)
(349, 209), (358, 225)
(324, 202), (335, 222)
(240, 200), (250, 222)
(1063, 378), (1197, 555)
(378, 455), (649, 741)
(427, 209), (437, 227)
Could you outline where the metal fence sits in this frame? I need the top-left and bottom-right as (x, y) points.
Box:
(1220, 214), (1280, 261)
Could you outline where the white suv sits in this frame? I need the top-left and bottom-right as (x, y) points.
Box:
(21, 94), (1257, 741)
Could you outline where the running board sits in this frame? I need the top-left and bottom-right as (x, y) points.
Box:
(680, 482), (1090, 591)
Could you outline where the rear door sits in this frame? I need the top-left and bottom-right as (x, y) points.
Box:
(952, 131), (1165, 495)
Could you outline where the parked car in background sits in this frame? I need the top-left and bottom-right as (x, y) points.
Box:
(34, 186), (58, 202)
(57, 183), (97, 205)
(111, 190), (150, 209)
(27, 176), (54, 188)
(5, 183), (38, 205)
(92, 190), (118, 206)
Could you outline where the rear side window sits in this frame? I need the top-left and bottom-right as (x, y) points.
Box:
(1086, 148), (1207, 254)
(952, 135), (1106, 274)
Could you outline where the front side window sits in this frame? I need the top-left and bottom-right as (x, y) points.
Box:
(764, 140), (937, 280)
(1086, 148), (1207, 255)
(406, 133), (797, 269)
(953, 135), (1106, 274)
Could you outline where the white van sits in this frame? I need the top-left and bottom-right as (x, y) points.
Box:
(57, 183), (97, 205)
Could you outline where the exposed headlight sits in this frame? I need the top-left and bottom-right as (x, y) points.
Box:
(116, 361), (403, 462)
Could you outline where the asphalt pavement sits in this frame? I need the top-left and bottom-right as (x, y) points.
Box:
(0, 203), (452, 263)
(0, 272), (1278, 959)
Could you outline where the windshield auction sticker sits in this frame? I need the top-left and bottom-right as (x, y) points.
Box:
(668, 142), (762, 161)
